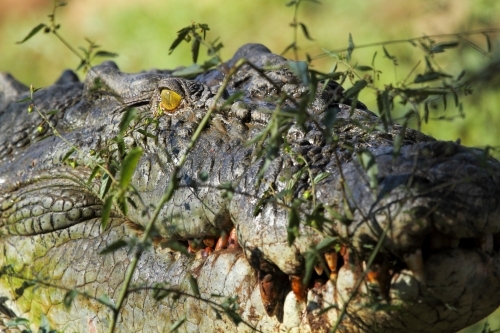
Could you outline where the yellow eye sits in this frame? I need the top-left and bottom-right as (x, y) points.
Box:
(160, 89), (182, 112)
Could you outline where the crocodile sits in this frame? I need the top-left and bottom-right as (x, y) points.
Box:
(0, 43), (500, 333)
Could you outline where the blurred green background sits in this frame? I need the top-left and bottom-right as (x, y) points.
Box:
(1, 0), (500, 331)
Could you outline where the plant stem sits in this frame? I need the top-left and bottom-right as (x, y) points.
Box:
(107, 58), (247, 333)
(52, 31), (85, 62)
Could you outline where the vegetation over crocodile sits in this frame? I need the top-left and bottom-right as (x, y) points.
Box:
(1, 43), (500, 333)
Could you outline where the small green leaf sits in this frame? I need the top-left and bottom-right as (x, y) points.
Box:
(224, 308), (243, 325)
(97, 294), (115, 309)
(87, 166), (100, 184)
(169, 28), (190, 54)
(358, 150), (378, 190)
(303, 251), (316, 285)
(313, 172), (330, 184)
(16, 23), (47, 44)
(62, 147), (76, 162)
(99, 239), (128, 255)
(322, 108), (337, 143)
(382, 46), (397, 65)
(322, 48), (340, 59)
(136, 129), (158, 140)
(315, 237), (338, 251)
(191, 38), (200, 64)
(119, 147), (143, 190)
(6, 317), (30, 327)
(46, 109), (60, 115)
(39, 314), (52, 332)
(63, 290), (78, 309)
(15, 281), (36, 297)
(16, 97), (32, 103)
(101, 195), (114, 230)
(126, 197), (138, 209)
(287, 60), (309, 85)
(299, 22), (314, 41)
(393, 111), (411, 156)
(187, 274), (200, 297)
(199, 23), (210, 33)
(94, 50), (118, 58)
(371, 51), (378, 66)
(116, 195), (128, 215)
(209, 41), (224, 55)
(201, 56), (220, 69)
(281, 42), (296, 56)
(172, 64), (203, 77)
(99, 173), (112, 198)
(119, 107), (137, 137)
(424, 55), (434, 72)
(484, 33), (491, 53)
(343, 79), (367, 99)
(347, 33), (355, 62)
(152, 282), (171, 301)
(221, 91), (244, 108)
(452, 91), (459, 108)
(355, 65), (373, 71)
(431, 41), (459, 53)
(169, 317), (186, 332)
(287, 206), (300, 246)
(414, 72), (441, 83)
(198, 171), (209, 182)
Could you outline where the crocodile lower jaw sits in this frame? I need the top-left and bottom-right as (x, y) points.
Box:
(151, 224), (500, 333)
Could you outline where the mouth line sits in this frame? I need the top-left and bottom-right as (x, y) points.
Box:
(143, 216), (500, 319)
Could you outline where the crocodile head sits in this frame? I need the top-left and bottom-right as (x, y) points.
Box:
(1, 43), (500, 333)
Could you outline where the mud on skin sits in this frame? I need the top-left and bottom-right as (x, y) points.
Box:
(1, 44), (500, 332)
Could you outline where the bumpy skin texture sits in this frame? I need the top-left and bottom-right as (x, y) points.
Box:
(1, 44), (500, 333)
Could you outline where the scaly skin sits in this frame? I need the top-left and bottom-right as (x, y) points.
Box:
(1, 44), (500, 333)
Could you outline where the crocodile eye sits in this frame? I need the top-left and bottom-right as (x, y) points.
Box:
(160, 89), (182, 112)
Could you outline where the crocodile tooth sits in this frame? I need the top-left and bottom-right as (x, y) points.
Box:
(259, 273), (279, 316)
(404, 249), (426, 286)
(479, 235), (494, 253)
(214, 232), (229, 250)
(187, 239), (202, 253)
(203, 237), (215, 248)
(314, 263), (324, 276)
(201, 247), (213, 259)
(228, 228), (239, 249)
(289, 275), (306, 302)
(195, 246), (214, 260)
(187, 242), (196, 254)
(324, 250), (338, 280)
(363, 261), (391, 301)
